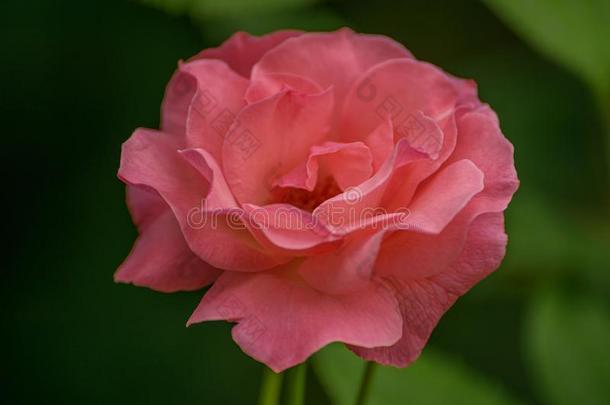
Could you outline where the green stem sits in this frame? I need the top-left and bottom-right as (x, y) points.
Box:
(285, 362), (307, 405)
(355, 362), (376, 405)
(258, 367), (283, 405)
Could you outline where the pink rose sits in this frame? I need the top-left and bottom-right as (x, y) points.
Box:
(116, 28), (519, 372)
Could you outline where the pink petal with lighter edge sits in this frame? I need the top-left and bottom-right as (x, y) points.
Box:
(115, 209), (220, 292)
(349, 212), (507, 366)
(373, 104), (517, 280)
(125, 185), (167, 230)
(443, 105), (519, 213)
(251, 28), (413, 113)
(161, 60), (249, 142)
(119, 128), (285, 271)
(194, 30), (303, 78)
(187, 265), (403, 372)
(406, 159), (484, 234)
(340, 58), (457, 144)
(181, 60), (250, 162)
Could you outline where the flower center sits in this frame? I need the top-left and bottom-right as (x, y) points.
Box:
(271, 176), (342, 212)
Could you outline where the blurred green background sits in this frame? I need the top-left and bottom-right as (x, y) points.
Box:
(2, 0), (609, 404)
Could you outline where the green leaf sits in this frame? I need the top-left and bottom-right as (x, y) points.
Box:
(313, 344), (520, 405)
(502, 192), (610, 292)
(483, 0), (610, 179)
(525, 288), (610, 405)
(483, 0), (610, 93)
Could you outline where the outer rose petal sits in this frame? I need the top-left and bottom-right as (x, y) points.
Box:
(115, 209), (221, 292)
(375, 201), (488, 280)
(251, 28), (413, 112)
(124, 185), (167, 229)
(182, 60), (250, 162)
(193, 30), (303, 78)
(187, 265), (403, 372)
(222, 89), (334, 205)
(160, 65), (197, 136)
(119, 128), (285, 271)
(375, 106), (518, 278)
(349, 212), (507, 366)
(443, 105), (519, 213)
(161, 59), (250, 163)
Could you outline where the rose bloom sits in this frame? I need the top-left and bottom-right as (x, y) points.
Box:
(116, 28), (518, 372)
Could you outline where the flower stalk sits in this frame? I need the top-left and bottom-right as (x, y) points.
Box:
(355, 362), (376, 405)
(285, 362), (307, 405)
(258, 367), (283, 405)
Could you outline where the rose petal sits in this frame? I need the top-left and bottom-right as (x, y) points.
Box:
(382, 113), (458, 211)
(222, 89), (334, 205)
(298, 231), (386, 295)
(245, 72), (323, 104)
(340, 58), (457, 144)
(193, 30), (303, 77)
(251, 28), (413, 112)
(161, 60), (249, 144)
(404, 159), (484, 234)
(188, 265), (403, 372)
(374, 201), (486, 280)
(119, 128), (285, 271)
(179, 148), (238, 210)
(125, 185), (167, 229)
(242, 203), (339, 254)
(115, 209), (221, 292)
(274, 141), (373, 191)
(313, 138), (427, 233)
(349, 212), (507, 367)
(364, 118), (394, 172)
(444, 105), (519, 213)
